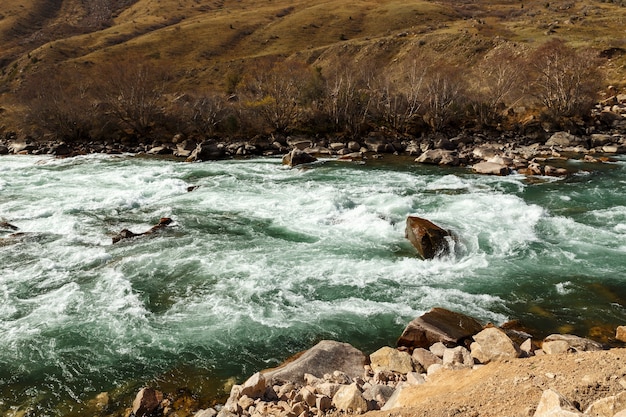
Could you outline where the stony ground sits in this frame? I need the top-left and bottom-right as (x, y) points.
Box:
(359, 348), (626, 417)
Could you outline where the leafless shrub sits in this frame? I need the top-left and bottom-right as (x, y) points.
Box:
(371, 50), (431, 133)
(423, 64), (468, 132)
(240, 59), (316, 133)
(19, 68), (99, 142)
(93, 57), (169, 139)
(321, 63), (375, 136)
(528, 39), (604, 119)
(469, 44), (529, 126)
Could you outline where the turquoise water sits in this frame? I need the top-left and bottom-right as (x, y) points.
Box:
(0, 154), (625, 415)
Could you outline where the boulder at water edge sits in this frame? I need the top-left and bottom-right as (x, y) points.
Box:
(405, 215), (451, 259)
(397, 307), (484, 350)
(132, 387), (163, 417)
(472, 161), (510, 176)
(187, 140), (226, 162)
(261, 340), (367, 386)
(282, 148), (317, 167)
(541, 334), (604, 354)
(470, 327), (521, 364)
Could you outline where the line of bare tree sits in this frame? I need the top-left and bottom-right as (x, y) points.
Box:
(14, 38), (605, 144)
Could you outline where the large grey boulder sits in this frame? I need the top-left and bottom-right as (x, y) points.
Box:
(415, 149), (459, 166)
(397, 307), (483, 350)
(542, 334), (604, 354)
(262, 340), (366, 386)
(546, 132), (585, 148)
(405, 216), (452, 259)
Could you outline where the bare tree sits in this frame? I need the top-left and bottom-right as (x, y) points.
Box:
(470, 44), (529, 126)
(241, 59), (315, 133)
(322, 63), (374, 136)
(423, 64), (467, 132)
(94, 57), (168, 139)
(528, 39), (603, 119)
(172, 92), (230, 138)
(20, 69), (98, 142)
(372, 50), (430, 133)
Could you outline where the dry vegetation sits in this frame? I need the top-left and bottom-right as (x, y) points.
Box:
(0, 0), (625, 142)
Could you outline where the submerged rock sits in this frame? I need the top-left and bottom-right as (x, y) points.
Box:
(0, 221), (19, 231)
(112, 217), (173, 244)
(405, 215), (452, 259)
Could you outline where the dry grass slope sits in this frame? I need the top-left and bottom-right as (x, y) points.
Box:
(0, 0), (625, 105)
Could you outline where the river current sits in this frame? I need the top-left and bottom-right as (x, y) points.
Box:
(1, 154), (625, 415)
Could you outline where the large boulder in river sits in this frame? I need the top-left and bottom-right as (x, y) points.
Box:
(405, 215), (451, 259)
(415, 149), (459, 166)
(282, 148), (317, 167)
(472, 161), (510, 176)
(397, 307), (484, 350)
(187, 140), (226, 161)
(262, 340), (366, 386)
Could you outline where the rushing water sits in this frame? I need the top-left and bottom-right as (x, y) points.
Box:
(1, 154), (625, 415)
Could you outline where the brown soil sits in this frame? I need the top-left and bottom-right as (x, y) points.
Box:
(363, 348), (626, 417)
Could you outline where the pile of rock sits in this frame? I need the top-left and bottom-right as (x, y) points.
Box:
(173, 308), (612, 417)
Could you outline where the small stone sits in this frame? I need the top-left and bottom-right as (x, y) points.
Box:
(240, 372), (267, 399)
(316, 395), (332, 413)
(427, 363), (443, 376)
(429, 342), (447, 358)
(541, 340), (569, 355)
(616, 326), (626, 343)
(584, 391), (626, 416)
(443, 346), (474, 369)
(471, 327), (520, 363)
(545, 373), (556, 379)
(412, 348), (442, 370)
(194, 408), (217, 417)
(237, 395), (254, 410)
(406, 372), (426, 385)
(291, 401), (308, 416)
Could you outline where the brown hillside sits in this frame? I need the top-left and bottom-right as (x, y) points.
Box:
(0, 0), (625, 127)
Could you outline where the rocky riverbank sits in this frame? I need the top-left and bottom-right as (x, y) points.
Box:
(119, 308), (626, 417)
(1, 96), (626, 176)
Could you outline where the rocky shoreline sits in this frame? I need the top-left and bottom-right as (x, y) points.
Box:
(121, 308), (626, 417)
(1, 96), (626, 176)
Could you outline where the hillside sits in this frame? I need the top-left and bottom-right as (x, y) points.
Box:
(1, 0), (625, 90)
(0, 0), (625, 141)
